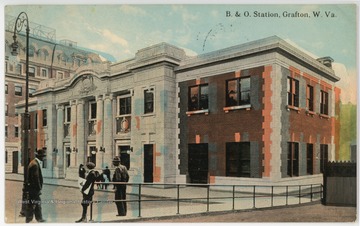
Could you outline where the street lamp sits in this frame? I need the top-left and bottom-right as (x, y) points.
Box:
(11, 12), (30, 217)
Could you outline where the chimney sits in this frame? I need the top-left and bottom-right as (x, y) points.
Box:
(316, 56), (334, 68)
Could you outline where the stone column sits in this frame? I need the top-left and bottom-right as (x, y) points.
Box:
(96, 95), (104, 167)
(77, 99), (85, 165)
(103, 94), (114, 167)
(70, 100), (77, 167)
(56, 104), (64, 177)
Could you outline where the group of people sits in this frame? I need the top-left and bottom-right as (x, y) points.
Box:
(23, 149), (130, 223)
(76, 157), (129, 223)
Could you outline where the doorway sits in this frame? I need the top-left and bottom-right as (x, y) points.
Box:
(12, 151), (18, 173)
(188, 143), (208, 184)
(143, 144), (153, 183)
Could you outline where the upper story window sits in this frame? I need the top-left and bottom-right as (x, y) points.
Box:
(5, 126), (8, 137)
(57, 71), (64, 80)
(15, 85), (22, 96)
(287, 77), (299, 107)
(119, 96), (131, 115)
(42, 109), (47, 127)
(188, 84), (208, 111)
(5, 104), (8, 116)
(65, 106), (71, 123)
(15, 126), (19, 137)
(41, 69), (48, 78)
(17, 64), (22, 75)
(5, 84), (8, 94)
(306, 85), (314, 112)
(226, 77), (250, 107)
(29, 66), (35, 77)
(320, 90), (329, 115)
(89, 102), (97, 120)
(144, 89), (154, 114)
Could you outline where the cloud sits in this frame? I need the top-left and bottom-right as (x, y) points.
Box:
(332, 63), (357, 104)
(102, 29), (128, 47)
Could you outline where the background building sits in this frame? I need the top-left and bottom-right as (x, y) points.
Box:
(4, 15), (110, 173)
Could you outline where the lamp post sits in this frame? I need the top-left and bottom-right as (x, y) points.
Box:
(11, 12), (30, 217)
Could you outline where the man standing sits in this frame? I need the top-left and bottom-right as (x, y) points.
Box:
(76, 162), (97, 223)
(26, 148), (46, 223)
(112, 157), (129, 216)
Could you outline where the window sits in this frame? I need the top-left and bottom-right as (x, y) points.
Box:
(5, 126), (8, 137)
(29, 67), (35, 77)
(226, 77), (250, 107)
(119, 96), (131, 115)
(320, 144), (329, 174)
(226, 142), (251, 177)
(88, 102), (97, 135)
(144, 89), (154, 114)
(287, 142), (299, 177)
(41, 69), (48, 78)
(89, 102), (97, 119)
(188, 85), (208, 111)
(287, 77), (299, 107)
(307, 144), (314, 175)
(42, 109), (47, 127)
(5, 84), (8, 94)
(17, 64), (22, 75)
(320, 91), (329, 115)
(64, 106), (71, 137)
(5, 104), (8, 116)
(15, 126), (19, 137)
(29, 88), (36, 95)
(306, 85), (314, 112)
(57, 71), (64, 79)
(88, 146), (97, 166)
(15, 85), (22, 96)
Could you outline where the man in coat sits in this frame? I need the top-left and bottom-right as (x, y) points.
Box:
(112, 157), (129, 216)
(75, 162), (97, 223)
(26, 148), (46, 223)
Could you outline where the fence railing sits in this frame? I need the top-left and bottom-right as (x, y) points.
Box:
(89, 182), (323, 221)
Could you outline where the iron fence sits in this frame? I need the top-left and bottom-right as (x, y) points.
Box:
(89, 182), (323, 221)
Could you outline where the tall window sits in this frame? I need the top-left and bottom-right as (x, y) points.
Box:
(5, 104), (8, 116)
(119, 96), (131, 115)
(188, 84), (208, 111)
(90, 102), (97, 119)
(5, 126), (8, 137)
(15, 126), (19, 138)
(144, 89), (154, 114)
(287, 77), (299, 107)
(42, 109), (47, 127)
(226, 77), (250, 107)
(307, 144), (314, 175)
(88, 102), (97, 135)
(41, 69), (48, 78)
(5, 84), (8, 94)
(29, 66), (35, 77)
(306, 85), (314, 111)
(320, 91), (329, 115)
(287, 142), (299, 177)
(320, 144), (329, 174)
(226, 142), (251, 177)
(64, 106), (71, 137)
(65, 147), (71, 168)
(15, 85), (22, 96)
(17, 64), (22, 75)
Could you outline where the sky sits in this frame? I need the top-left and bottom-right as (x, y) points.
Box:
(2, 1), (359, 103)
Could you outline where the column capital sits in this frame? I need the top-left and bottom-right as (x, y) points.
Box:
(104, 93), (114, 101)
(96, 95), (104, 102)
(76, 99), (85, 105)
(56, 104), (64, 110)
(70, 100), (77, 106)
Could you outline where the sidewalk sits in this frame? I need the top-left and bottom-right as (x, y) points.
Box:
(5, 173), (324, 223)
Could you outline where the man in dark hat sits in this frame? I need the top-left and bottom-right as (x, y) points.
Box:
(112, 157), (129, 216)
(76, 162), (97, 223)
(26, 148), (46, 223)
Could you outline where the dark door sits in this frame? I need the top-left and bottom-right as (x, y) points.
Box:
(119, 146), (130, 170)
(12, 151), (18, 173)
(144, 144), (153, 183)
(188, 143), (208, 184)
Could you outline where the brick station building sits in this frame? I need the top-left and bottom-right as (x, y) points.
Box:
(15, 36), (341, 185)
